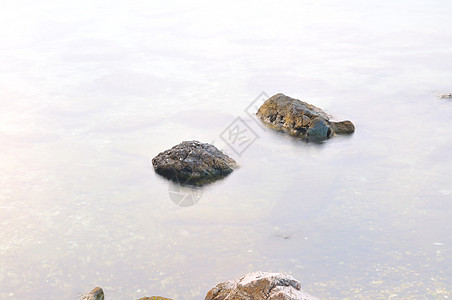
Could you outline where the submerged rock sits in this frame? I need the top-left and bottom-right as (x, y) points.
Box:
(438, 93), (452, 99)
(80, 287), (104, 300)
(152, 140), (237, 185)
(205, 271), (318, 300)
(256, 93), (355, 140)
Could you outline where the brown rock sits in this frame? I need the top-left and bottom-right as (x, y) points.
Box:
(80, 287), (104, 300)
(329, 120), (355, 134)
(205, 272), (318, 300)
(256, 93), (355, 140)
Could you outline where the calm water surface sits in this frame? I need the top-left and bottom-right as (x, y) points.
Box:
(1, 0), (452, 299)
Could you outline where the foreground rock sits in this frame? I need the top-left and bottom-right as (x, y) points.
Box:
(205, 272), (318, 300)
(257, 93), (355, 141)
(152, 140), (237, 185)
(80, 287), (104, 300)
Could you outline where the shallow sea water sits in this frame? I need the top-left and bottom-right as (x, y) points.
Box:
(1, 0), (452, 299)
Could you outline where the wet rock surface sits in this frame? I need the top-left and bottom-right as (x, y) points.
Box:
(256, 93), (355, 140)
(80, 287), (104, 300)
(152, 140), (237, 185)
(205, 272), (319, 300)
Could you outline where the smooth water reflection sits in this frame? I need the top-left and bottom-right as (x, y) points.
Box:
(1, 0), (452, 299)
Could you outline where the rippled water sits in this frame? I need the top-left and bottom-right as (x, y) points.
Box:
(1, 0), (452, 299)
